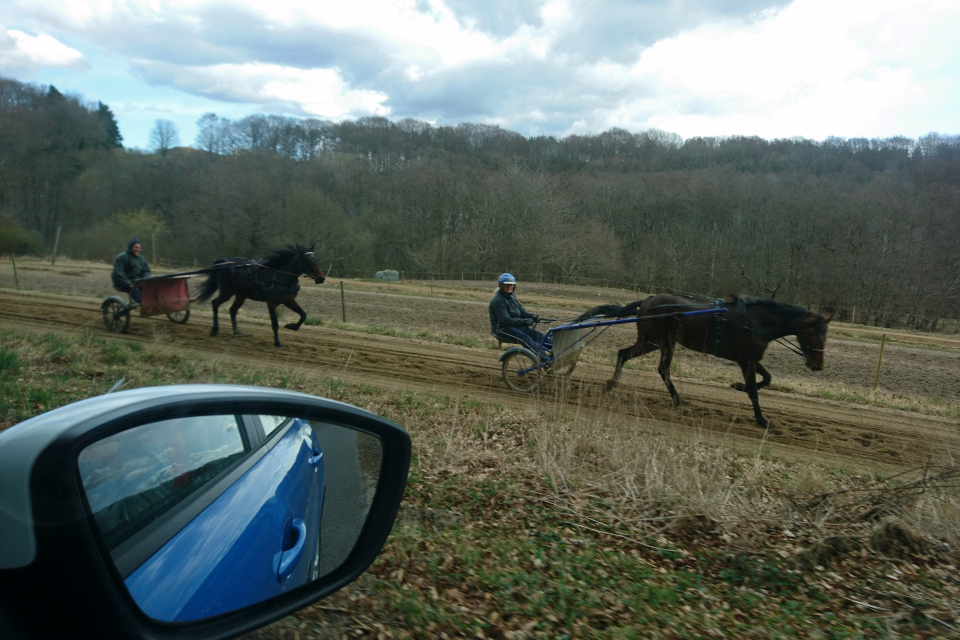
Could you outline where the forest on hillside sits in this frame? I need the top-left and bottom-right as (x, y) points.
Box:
(1, 76), (958, 329)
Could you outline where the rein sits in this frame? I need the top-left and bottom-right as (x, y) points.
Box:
(725, 311), (825, 357)
(258, 251), (318, 278)
(257, 263), (304, 278)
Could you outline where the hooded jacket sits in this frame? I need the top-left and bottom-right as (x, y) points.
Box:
(111, 238), (151, 289)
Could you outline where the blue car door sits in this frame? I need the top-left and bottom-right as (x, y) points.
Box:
(120, 417), (324, 621)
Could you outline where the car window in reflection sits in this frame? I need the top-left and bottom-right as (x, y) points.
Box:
(259, 415), (288, 437)
(78, 415), (247, 550)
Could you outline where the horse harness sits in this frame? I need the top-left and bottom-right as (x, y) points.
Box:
(709, 299), (725, 355)
(652, 299), (824, 360)
(226, 258), (304, 296)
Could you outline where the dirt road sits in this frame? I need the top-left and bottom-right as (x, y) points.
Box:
(3, 283), (958, 473)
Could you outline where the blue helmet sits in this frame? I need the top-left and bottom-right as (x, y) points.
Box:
(498, 273), (516, 286)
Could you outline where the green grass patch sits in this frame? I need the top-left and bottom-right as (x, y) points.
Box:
(0, 346), (21, 373)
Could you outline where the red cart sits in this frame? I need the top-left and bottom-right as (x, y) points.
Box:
(101, 274), (192, 333)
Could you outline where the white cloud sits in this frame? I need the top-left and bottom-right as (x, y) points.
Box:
(0, 26), (86, 74)
(133, 60), (389, 119)
(563, 0), (960, 138)
(262, 67), (390, 118)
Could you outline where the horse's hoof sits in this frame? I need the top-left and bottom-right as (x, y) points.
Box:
(275, 342), (283, 348)
(758, 420), (772, 429)
(284, 323), (300, 331)
(604, 381), (618, 392)
(210, 329), (218, 336)
(731, 383), (746, 392)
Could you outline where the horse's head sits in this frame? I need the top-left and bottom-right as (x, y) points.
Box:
(298, 245), (326, 284)
(797, 312), (832, 371)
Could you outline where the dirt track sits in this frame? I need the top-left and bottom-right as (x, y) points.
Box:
(3, 270), (959, 474)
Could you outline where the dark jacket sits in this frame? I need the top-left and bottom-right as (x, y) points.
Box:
(489, 288), (535, 333)
(111, 249), (151, 289)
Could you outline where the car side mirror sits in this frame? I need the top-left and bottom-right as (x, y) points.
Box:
(0, 385), (410, 640)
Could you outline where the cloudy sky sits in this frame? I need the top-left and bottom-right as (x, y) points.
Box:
(2, 0), (959, 150)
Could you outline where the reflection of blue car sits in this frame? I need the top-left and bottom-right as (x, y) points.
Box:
(0, 384), (411, 640)
(78, 414), (325, 622)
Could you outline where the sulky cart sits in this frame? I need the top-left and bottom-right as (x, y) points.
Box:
(101, 274), (192, 333)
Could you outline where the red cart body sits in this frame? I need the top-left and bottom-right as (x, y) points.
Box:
(139, 276), (190, 317)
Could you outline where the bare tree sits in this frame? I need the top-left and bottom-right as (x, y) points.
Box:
(149, 119), (180, 156)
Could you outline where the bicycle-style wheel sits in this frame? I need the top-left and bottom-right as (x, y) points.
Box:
(102, 298), (131, 333)
(502, 350), (542, 392)
(166, 309), (190, 324)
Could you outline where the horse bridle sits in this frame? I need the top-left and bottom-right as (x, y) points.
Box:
(779, 325), (827, 357)
(723, 309), (826, 358)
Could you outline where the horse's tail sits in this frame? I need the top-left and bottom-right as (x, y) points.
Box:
(195, 258), (227, 303)
(575, 298), (648, 322)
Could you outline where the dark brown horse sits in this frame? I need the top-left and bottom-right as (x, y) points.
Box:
(196, 244), (325, 347)
(577, 294), (831, 427)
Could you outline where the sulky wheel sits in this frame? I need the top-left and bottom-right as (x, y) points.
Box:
(502, 350), (542, 393)
(166, 309), (190, 324)
(102, 298), (131, 333)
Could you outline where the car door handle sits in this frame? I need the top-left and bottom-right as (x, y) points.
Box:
(277, 518), (308, 581)
(308, 450), (322, 467)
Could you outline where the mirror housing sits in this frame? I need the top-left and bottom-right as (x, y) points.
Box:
(0, 385), (410, 640)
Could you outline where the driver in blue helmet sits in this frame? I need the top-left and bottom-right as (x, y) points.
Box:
(489, 273), (551, 357)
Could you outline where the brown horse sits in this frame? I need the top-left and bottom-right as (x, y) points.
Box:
(577, 294), (831, 428)
(196, 244), (325, 347)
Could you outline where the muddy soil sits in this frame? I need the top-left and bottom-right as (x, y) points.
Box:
(3, 258), (959, 472)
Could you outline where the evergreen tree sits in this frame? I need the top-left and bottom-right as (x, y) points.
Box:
(97, 101), (123, 148)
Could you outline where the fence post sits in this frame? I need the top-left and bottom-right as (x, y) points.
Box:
(340, 281), (346, 322)
(852, 306), (856, 325)
(873, 334), (886, 390)
(10, 255), (19, 288)
(51, 225), (62, 266)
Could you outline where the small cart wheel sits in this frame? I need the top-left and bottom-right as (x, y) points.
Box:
(166, 309), (190, 324)
(502, 350), (542, 393)
(102, 298), (130, 334)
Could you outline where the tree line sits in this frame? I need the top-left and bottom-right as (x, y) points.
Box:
(1, 75), (958, 329)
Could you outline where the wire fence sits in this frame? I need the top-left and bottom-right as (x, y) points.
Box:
(147, 260), (648, 291)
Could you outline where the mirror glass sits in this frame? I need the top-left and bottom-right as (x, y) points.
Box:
(77, 414), (382, 622)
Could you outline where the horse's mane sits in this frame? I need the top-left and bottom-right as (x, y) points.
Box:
(730, 295), (811, 321)
(575, 298), (650, 322)
(261, 244), (307, 269)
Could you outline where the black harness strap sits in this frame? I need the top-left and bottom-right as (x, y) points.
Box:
(253, 263), (300, 295)
(710, 299), (725, 355)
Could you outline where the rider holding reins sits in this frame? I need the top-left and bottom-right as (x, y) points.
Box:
(111, 238), (151, 304)
(489, 273), (552, 357)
